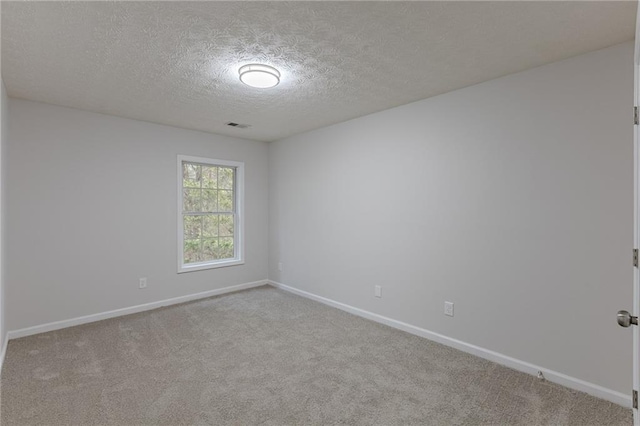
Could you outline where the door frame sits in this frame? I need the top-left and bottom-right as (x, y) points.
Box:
(633, 2), (639, 424)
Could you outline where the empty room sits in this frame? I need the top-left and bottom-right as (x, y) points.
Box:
(1, 1), (639, 425)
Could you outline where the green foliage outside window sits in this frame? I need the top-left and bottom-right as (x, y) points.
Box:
(182, 162), (236, 264)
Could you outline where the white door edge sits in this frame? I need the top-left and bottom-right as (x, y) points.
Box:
(633, 2), (639, 425)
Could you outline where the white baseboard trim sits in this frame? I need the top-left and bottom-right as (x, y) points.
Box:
(268, 280), (631, 408)
(7, 280), (268, 340)
(0, 332), (8, 373)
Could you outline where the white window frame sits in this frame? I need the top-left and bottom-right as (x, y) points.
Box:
(177, 155), (245, 273)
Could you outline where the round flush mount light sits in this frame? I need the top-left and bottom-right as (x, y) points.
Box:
(238, 64), (280, 89)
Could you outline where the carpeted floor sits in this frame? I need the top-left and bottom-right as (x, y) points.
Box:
(0, 286), (632, 425)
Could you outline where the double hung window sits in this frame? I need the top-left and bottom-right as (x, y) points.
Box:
(178, 155), (244, 272)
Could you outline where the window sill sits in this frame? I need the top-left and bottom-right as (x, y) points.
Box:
(178, 259), (244, 274)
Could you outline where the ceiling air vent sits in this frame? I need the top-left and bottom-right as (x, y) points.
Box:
(226, 122), (251, 129)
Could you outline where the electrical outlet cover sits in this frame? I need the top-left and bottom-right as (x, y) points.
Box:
(444, 301), (454, 317)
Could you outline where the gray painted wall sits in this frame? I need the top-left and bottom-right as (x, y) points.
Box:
(1, 80), (7, 348)
(6, 100), (269, 331)
(268, 42), (634, 394)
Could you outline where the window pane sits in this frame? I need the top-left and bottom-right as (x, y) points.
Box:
(218, 167), (234, 190)
(202, 238), (219, 261)
(202, 189), (218, 212)
(179, 158), (242, 270)
(218, 190), (233, 212)
(219, 237), (234, 259)
(183, 216), (202, 239)
(201, 166), (218, 189)
(202, 215), (219, 238)
(183, 239), (201, 264)
(183, 189), (201, 212)
(183, 163), (201, 188)
(219, 214), (234, 237)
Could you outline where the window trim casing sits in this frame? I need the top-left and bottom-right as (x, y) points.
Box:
(177, 155), (245, 273)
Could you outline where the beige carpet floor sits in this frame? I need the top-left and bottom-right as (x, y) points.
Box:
(0, 286), (632, 425)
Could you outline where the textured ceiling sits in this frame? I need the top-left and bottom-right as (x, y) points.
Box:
(1, 1), (637, 142)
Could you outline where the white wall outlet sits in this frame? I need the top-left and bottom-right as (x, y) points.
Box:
(139, 277), (147, 289)
(278, 262), (283, 272)
(444, 301), (454, 317)
(374, 285), (382, 298)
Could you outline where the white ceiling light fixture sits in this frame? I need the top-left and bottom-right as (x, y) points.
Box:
(238, 64), (280, 89)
